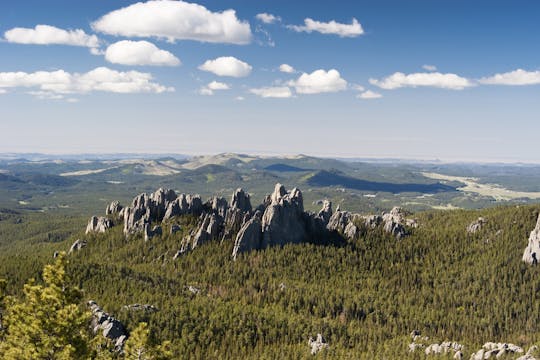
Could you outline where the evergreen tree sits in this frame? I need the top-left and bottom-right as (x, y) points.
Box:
(0, 253), (91, 359)
(124, 322), (172, 360)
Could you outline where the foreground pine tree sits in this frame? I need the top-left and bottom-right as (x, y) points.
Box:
(0, 254), (171, 360)
(0, 253), (91, 359)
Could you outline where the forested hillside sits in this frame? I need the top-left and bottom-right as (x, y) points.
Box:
(2, 200), (539, 358)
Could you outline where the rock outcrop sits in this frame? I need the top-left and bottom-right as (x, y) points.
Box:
(308, 333), (328, 355)
(105, 201), (123, 216)
(85, 216), (113, 234)
(424, 341), (463, 355)
(523, 214), (540, 265)
(83, 184), (418, 260)
(88, 301), (128, 351)
(470, 342), (523, 359)
(467, 217), (487, 234)
(382, 207), (410, 239)
(122, 304), (158, 312)
(232, 216), (263, 260)
(230, 188), (252, 213)
(68, 239), (87, 253)
(261, 184), (307, 247)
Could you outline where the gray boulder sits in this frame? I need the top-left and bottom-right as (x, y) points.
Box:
(363, 214), (382, 229)
(261, 184), (307, 248)
(232, 217), (263, 260)
(231, 188), (252, 213)
(88, 301), (128, 351)
(68, 239), (87, 253)
(523, 214), (540, 265)
(308, 333), (328, 355)
(317, 200), (333, 225)
(327, 210), (352, 233)
(467, 217), (487, 234)
(192, 213), (222, 249)
(344, 222), (359, 239)
(85, 216), (113, 234)
(105, 201), (123, 216)
(208, 196), (228, 218)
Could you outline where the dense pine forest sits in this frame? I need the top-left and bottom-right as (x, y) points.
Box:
(2, 203), (540, 358)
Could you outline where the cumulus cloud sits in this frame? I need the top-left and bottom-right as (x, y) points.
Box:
(369, 72), (473, 90)
(198, 56), (252, 77)
(478, 69), (540, 86)
(199, 80), (230, 95)
(279, 64), (295, 73)
(105, 40), (180, 66)
(4, 24), (99, 48)
(422, 64), (437, 72)
(249, 86), (292, 98)
(357, 90), (382, 99)
(288, 18), (363, 37)
(92, 0), (251, 45)
(256, 13), (281, 24)
(0, 67), (173, 97)
(288, 69), (347, 94)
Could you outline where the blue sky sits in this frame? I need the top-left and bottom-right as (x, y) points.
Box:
(0, 0), (539, 162)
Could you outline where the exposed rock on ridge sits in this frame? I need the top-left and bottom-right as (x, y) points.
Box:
(523, 214), (540, 265)
(88, 300), (128, 351)
(82, 183), (417, 260)
(85, 216), (113, 234)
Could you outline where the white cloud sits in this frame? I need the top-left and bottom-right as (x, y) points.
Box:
(0, 89), (7, 94)
(235, 96), (245, 101)
(199, 88), (213, 96)
(357, 90), (382, 99)
(4, 24), (99, 48)
(105, 40), (180, 66)
(369, 72), (473, 90)
(249, 86), (292, 98)
(288, 69), (347, 94)
(279, 64), (295, 73)
(198, 56), (252, 77)
(479, 69), (540, 86)
(288, 18), (363, 37)
(256, 13), (281, 24)
(422, 64), (437, 72)
(92, 0), (252, 45)
(0, 67), (173, 97)
(207, 81), (230, 90)
(199, 80), (230, 95)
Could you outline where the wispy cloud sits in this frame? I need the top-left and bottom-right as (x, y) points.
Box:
(479, 69), (540, 86)
(357, 90), (382, 99)
(0, 67), (173, 98)
(288, 18), (363, 37)
(255, 13), (281, 24)
(199, 81), (230, 95)
(370, 71), (473, 90)
(249, 86), (292, 98)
